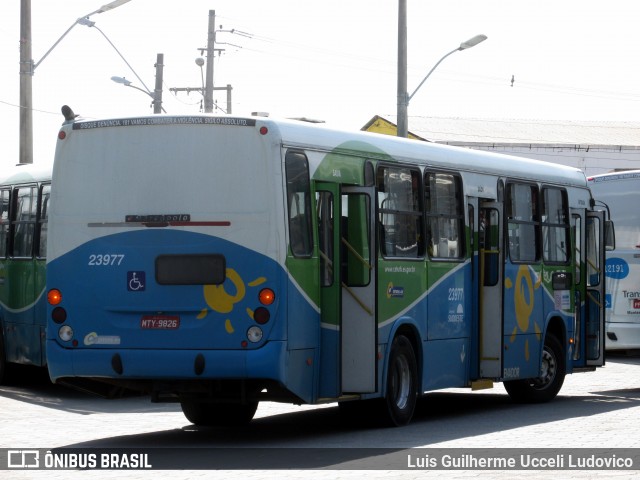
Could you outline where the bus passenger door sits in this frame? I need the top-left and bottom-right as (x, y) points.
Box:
(585, 210), (605, 366)
(479, 202), (504, 378)
(340, 186), (376, 393)
(316, 184), (377, 394)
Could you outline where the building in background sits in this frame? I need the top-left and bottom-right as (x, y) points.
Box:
(362, 116), (640, 176)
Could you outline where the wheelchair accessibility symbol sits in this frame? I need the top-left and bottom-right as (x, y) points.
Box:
(127, 271), (146, 291)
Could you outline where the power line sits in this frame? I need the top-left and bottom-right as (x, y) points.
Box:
(0, 98), (59, 116)
(220, 17), (640, 106)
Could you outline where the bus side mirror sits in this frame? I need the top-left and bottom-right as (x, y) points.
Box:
(605, 220), (615, 251)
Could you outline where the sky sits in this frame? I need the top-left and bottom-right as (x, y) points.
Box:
(2, 0), (640, 169)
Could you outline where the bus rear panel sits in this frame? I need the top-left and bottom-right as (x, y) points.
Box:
(47, 117), (319, 404)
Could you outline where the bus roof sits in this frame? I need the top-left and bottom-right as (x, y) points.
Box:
(274, 117), (588, 187)
(588, 170), (640, 183)
(62, 114), (588, 188)
(0, 163), (52, 186)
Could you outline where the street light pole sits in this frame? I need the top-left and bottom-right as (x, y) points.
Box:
(396, 17), (487, 138)
(19, 0), (33, 165)
(397, 0), (408, 139)
(111, 53), (166, 114)
(18, 0), (131, 164)
(204, 10), (215, 114)
(153, 53), (164, 114)
(407, 34), (487, 105)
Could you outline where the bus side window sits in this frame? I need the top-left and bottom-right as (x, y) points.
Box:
(11, 186), (38, 258)
(377, 166), (423, 258)
(38, 184), (51, 258)
(424, 171), (464, 259)
(0, 188), (10, 257)
(316, 191), (334, 287)
(482, 208), (500, 286)
(342, 194), (372, 286)
(542, 187), (570, 264)
(285, 150), (313, 257)
(506, 182), (539, 263)
(586, 216), (601, 287)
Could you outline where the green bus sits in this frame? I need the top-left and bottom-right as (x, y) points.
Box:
(0, 164), (51, 382)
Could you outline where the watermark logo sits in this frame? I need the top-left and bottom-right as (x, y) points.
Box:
(8, 450), (39, 469)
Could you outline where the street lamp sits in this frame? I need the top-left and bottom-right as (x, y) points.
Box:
(111, 72), (166, 114)
(111, 76), (151, 96)
(19, 0), (132, 164)
(397, 33), (487, 138)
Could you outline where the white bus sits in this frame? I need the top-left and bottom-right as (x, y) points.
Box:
(589, 170), (640, 351)
(46, 112), (609, 427)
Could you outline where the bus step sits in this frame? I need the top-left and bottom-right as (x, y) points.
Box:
(471, 379), (494, 391)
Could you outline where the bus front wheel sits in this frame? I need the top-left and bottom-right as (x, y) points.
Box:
(180, 400), (258, 427)
(382, 334), (418, 426)
(504, 333), (566, 403)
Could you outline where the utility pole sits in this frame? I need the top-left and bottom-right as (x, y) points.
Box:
(171, 9), (234, 114)
(397, 0), (408, 138)
(225, 85), (232, 114)
(19, 0), (33, 164)
(153, 53), (164, 114)
(204, 10), (215, 113)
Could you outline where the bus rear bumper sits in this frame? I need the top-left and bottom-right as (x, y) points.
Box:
(46, 340), (289, 384)
(605, 322), (640, 350)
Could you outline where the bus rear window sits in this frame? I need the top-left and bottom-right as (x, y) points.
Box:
(155, 254), (226, 285)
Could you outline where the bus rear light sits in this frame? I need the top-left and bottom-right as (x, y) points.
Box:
(47, 289), (62, 305)
(253, 307), (270, 325)
(259, 288), (275, 305)
(58, 130), (66, 140)
(58, 325), (74, 342)
(247, 326), (263, 343)
(52, 307), (67, 324)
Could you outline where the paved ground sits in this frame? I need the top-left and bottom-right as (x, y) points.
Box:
(1, 352), (639, 479)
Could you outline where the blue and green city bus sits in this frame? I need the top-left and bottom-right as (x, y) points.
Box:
(45, 114), (609, 426)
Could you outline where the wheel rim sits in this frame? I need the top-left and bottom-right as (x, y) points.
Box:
(391, 354), (411, 409)
(532, 346), (556, 390)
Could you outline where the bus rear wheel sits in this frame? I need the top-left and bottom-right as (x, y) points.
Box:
(504, 333), (566, 403)
(381, 334), (418, 426)
(180, 400), (258, 427)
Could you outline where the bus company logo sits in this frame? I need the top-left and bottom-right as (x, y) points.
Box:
(386, 283), (404, 299)
(634, 299), (640, 310)
(84, 332), (121, 346)
(7, 450), (40, 468)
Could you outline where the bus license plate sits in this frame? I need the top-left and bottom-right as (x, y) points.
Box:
(140, 315), (180, 329)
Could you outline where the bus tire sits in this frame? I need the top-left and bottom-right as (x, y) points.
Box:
(381, 334), (418, 426)
(180, 400), (258, 427)
(504, 333), (566, 403)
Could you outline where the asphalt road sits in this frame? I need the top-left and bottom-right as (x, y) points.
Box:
(1, 352), (640, 480)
